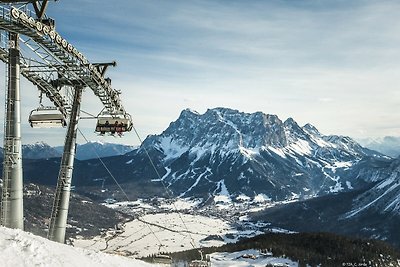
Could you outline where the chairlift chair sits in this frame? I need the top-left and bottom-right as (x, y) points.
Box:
(152, 254), (172, 264)
(95, 112), (132, 135)
(189, 250), (211, 267)
(28, 106), (67, 128)
(188, 260), (211, 267)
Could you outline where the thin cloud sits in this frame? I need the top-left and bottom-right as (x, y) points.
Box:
(1, 0), (399, 146)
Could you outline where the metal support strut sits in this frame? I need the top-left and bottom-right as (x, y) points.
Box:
(1, 32), (24, 230)
(48, 85), (82, 243)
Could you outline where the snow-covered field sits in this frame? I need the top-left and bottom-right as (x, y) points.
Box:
(74, 212), (246, 257)
(0, 226), (154, 267)
(71, 198), (300, 266)
(0, 199), (299, 267)
(0, 226), (299, 267)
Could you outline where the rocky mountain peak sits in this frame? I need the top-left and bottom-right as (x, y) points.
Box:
(154, 108), (291, 151)
(134, 107), (385, 200)
(302, 123), (321, 137)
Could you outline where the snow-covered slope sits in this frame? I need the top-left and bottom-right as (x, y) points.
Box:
(346, 158), (400, 217)
(0, 226), (154, 267)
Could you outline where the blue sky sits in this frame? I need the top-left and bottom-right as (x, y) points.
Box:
(2, 0), (400, 146)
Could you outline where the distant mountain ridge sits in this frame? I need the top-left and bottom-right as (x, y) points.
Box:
(0, 142), (134, 160)
(54, 142), (135, 160)
(358, 136), (400, 158)
(0, 142), (61, 159)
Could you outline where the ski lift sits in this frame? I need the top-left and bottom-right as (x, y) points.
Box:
(152, 254), (172, 265)
(95, 111), (132, 136)
(189, 260), (211, 267)
(28, 106), (67, 128)
(189, 250), (211, 267)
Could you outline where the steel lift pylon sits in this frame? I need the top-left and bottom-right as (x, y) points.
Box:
(48, 85), (82, 243)
(0, 0), (53, 231)
(0, 2), (133, 244)
(0, 32), (24, 230)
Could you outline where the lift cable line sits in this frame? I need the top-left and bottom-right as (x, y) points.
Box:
(79, 125), (199, 255)
(0, 1), (133, 244)
(132, 126), (198, 251)
(77, 128), (131, 202)
(133, 126), (213, 264)
(1, 2), (203, 262)
(76, 127), (167, 254)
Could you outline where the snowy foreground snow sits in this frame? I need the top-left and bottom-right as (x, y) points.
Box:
(0, 226), (154, 267)
(0, 226), (299, 267)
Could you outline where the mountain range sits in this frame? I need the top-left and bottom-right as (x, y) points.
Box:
(1, 107), (399, 248)
(135, 108), (384, 201)
(358, 136), (400, 158)
(0, 141), (134, 160)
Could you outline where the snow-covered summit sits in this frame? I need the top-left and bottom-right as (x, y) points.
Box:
(135, 108), (382, 200)
(143, 108), (374, 166)
(22, 142), (61, 159)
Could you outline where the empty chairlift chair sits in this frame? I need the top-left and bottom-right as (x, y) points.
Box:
(189, 260), (211, 267)
(29, 106), (67, 128)
(152, 254), (172, 264)
(189, 252), (211, 267)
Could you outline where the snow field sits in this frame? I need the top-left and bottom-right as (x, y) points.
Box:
(74, 213), (235, 258)
(0, 226), (154, 267)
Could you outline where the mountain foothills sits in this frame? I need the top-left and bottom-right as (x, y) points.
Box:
(1, 107), (399, 250)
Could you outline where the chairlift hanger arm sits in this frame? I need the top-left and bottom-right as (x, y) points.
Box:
(92, 61), (116, 77)
(32, 0), (48, 19)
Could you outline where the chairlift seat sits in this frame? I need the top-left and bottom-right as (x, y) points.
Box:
(189, 260), (211, 267)
(29, 106), (67, 128)
(152, 254), (172, 264)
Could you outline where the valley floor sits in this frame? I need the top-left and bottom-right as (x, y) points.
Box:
(73, 197), (279, 257)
